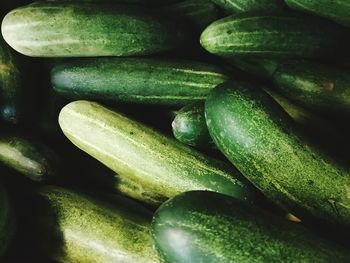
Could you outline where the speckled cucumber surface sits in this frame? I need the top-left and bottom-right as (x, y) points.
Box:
(205, 81), (350, 225)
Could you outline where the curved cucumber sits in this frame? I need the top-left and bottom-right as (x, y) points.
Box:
(272, 60), (350, 111)
(59, 101), (256, 206)
(1, 2), (184, 57)
(152, 191), (350, 263)
(0, 37), (23, 124)
(159, 0), (220, 32)
(200, 13), (349, 59)
(205, 81), (350, 225)
(0, 184), (15, 257)
(211, 0), (286, 13)
(285, 0), (350, 28)
(172, 102), (212, 147)
(36, 186), (159, 263)
(0, 136), (59, 182)
(51, 58), (229, 106)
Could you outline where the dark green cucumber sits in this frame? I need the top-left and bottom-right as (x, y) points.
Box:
(0, 183), (15, 257)
(1, 2), (184, 57)
(211, 0), (286, 13)
(159, 0), (220, 32)
(205, 81), (350, 225)
(0, 37), (23, 124)
(172, 102), (212, 147)
(152, 191), (350, 263)
(272, 60), (350, 111)
(51, 58), (229, 106)
(200, 13), (349, 59)
(285, 0), (350, 28)
(36, 186), (159, 263)
(59, 101), (255, 206)
(0, 136), (59, 182)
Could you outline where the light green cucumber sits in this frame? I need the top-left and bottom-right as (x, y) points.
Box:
(36, 186), (159, 263)
(211, 0), (286, 13)
(1, 2), (184, 57)
(59, 101), (256, 206)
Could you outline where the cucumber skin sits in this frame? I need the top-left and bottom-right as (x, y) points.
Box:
(51, 58), (229, 106)
(159, 0), (220, 32)
(59, 101), (255, 206)
(0, 136), (59, 182)
(36, 186), (159, 263)
(200, 13), (349, 59)
(285, 0), (350, 28)
(205, 81), (350, 225)
(152, 191), (350, 263)
(1, 2), (183, 57)
(273, 60), (350, 111)
(211, 0), (285, 13)
(0, 37), (22, 124)
(172, 102), (212, 147)
(0, 184), (15, 257)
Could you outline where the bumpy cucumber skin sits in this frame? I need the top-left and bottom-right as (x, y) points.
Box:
(0, 37), (22, 124)
(1, 2), (183, 57)
(159, 0), (220, 32)
(172, 102), (212, 147)
(152, 191), (350, 263)
(200, 13), (348, 59)
(51, 58), (229, 106)
(0, 184), (15, 257)
(37, 186), (159, 263)
(59, 101), (255, 206)
(285, 0), (350, 28)
(211, 0), (285, 13)
(273, 60), (350, 111)
(0, 136), (59, 182)
(205, 81), (350, 225)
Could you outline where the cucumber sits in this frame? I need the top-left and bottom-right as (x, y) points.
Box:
(51, 58), (229, 106)
(227, 58), (280, 79)
(205, 81), (350, 225)
(285, 0), (350, 28)
(0, 37), (23, 124)
(200, 13), (349, 59)
(272, 60), (350, 112)
(59, 101), (255, 206)
(211, 0), (286, 13)
(152, 191), (350, 263)
(36, 186), (159, 263)
(0, 184), (15, 257)
(1, 2), (184, 57)
(158, 0), (220, 32)
(0, 136), (59, 182)
(172, 102), (212, 147)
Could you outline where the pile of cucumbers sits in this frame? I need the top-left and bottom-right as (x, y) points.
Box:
(0, 0), (350, 262)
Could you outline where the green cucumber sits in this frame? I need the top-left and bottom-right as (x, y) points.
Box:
(36, 186), (159, 263)
(200, 13), (349, 59)
(0, 184), (15, 257)
(0, 136), (59, 182)
(272, 60), (350, 111)
(159, 0), (220, 32)
(172, 102), (212, 147)
(51, 58), (229, 106)
(1, 2), (184, 57)
(211, 0), (286, 13)
(0, 37), (23, 124)
(152, 191), (350, 263)
(205, 81), (350, 225)
(285, 0), (350, 28)
(59, 101), (255, 206)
